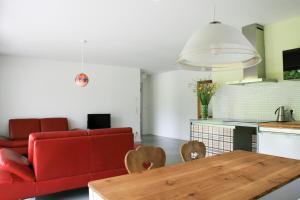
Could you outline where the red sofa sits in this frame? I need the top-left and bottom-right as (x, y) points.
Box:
(0, 118), (69, 155)
(0, 127), (134, 200)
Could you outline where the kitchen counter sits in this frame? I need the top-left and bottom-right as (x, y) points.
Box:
(191, 118), (261, 128)
(191, 120), (300, 160)
(190, 119), (259, 155)
(259, 121), (300, 135)
(259, 121), (300, 129)
(192, 119), (300, 130)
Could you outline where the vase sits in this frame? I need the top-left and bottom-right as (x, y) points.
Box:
(201, 104), (208, 120)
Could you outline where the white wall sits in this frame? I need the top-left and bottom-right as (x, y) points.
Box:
(148, 70), (210, 140)
(0, 56), (141, 141)
(141, 73), (151, 135)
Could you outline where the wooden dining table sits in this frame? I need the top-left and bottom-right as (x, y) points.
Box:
(88, 150), (300, 200)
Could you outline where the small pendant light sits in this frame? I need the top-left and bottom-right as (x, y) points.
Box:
(75, 40), (89, 87)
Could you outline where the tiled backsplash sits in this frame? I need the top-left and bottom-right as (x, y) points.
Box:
(212, 81), (300, 121)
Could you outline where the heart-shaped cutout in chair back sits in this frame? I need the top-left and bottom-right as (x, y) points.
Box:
(191, 152), (199, 160)
(125, 145), (166, 174)
(142, 161), (154, 170)
(180, 141), (206, 162)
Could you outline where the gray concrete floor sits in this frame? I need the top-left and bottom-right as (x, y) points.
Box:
(33, 135), (186, 200)
(141, 134), (185, 165)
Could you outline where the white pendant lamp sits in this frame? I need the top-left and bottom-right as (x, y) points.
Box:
(177, 17), (261, 70)
(75, 40), (89, 87)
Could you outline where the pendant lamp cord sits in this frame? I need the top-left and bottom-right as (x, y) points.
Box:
(80, 40), (87, 72)
(81, 42), (83, 72)
(213, 4), (216, 21)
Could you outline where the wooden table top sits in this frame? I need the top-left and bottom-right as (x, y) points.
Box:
(259, 121), (300, 129)
(88, 151), (300, 200)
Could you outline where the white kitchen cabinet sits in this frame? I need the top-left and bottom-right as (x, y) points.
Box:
(258, 128), (300, 160)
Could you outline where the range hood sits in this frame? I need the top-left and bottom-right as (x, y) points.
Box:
(227, 24), (277, 85)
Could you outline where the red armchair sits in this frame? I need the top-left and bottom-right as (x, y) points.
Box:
(0, 127), (134, 200)
(0, 118), (69, 155)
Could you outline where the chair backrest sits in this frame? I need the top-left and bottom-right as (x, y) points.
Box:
(180, 141), (206, 162)
(124, 146), (166, 174)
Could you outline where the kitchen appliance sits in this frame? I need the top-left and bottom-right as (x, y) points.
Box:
(290, 110), (296, 121)
(283, 48), (300, 80)
(226, 24), (277, 85)
(275, 106), (287, 122)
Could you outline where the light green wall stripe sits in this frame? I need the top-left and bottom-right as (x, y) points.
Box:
(265, 16), (300, 80)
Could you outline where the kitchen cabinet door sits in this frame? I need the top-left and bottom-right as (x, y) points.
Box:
(258, 131), (300, 160)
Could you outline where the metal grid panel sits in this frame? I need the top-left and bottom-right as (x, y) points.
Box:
(190, 123), (234, 157)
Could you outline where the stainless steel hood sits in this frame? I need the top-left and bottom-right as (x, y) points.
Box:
(227, 24), (277, 85)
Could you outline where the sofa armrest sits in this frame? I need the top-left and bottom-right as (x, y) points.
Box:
(0, 136), (11, 147)
(0, 137), (28, 148)
(0, 149), (34, 181)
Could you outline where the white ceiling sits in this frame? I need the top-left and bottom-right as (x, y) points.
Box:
(1, 0), (300, 73)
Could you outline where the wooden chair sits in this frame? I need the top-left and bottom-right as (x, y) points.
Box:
(180, 141), (206, 162)
(124, 145), (166, 174)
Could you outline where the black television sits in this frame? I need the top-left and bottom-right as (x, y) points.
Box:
(283, 48), (300, 80)
(87, 114), (111, 129)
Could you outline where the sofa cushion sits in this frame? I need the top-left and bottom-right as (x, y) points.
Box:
(0, 149), (34, 181)
(0, 169), (15, 184)
(32, 136), (90, 181)
(9, 119), (41, 140)
(90, 132), (134, 172)
(40, 118), (69, 132)
(0, 138), (28, 148)
(9, 147), (28, 155)
(0, 169), (36, 200)
(88, 127), (132, 135)
(28, 130), (87, 164)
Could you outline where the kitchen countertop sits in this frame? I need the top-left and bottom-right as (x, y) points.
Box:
(191, 118), (264, 128)
(191, 119), (300, 133)
(259, 121), (300, 129)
